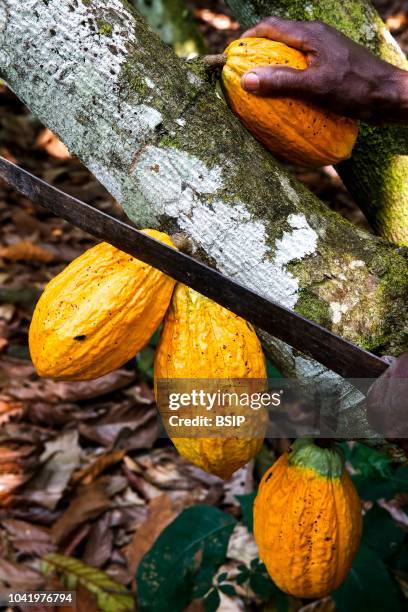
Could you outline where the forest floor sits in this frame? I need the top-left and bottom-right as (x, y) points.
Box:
(0, 1), (407, 611)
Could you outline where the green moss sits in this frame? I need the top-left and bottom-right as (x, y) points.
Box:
(295, 290), (332, 328)
(159, 135), (180, 148)
(239, 0), (379, 50)
(97, 20), (113, 36)
(121, 62), (149, 99)
(371, 249), (408, 353)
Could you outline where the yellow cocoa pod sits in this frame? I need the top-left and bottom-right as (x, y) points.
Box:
(154, 284), (268, 479)
(254, 439), (362, 598)
(222, 38), (358, 167)
(29, 230), (176, 381)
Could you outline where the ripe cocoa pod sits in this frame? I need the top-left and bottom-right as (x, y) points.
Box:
(254, 439), (362, 598)
(221, 38), (358, 167)
(29, 230), (176, 381)
(154, 284), (268, 479)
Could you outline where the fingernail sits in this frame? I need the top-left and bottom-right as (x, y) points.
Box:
(242, 72), (260, 91)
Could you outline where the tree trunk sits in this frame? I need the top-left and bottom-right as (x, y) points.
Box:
(227, 0), (408, 247)
(0, 0), (407, 443)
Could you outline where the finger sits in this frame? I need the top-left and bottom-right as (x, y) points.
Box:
(240, 16), (313, 52)
(241, 65), (311, 96)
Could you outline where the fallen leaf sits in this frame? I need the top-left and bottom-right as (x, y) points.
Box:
(223, 464), (253, 506)
(0, 240), (54, 263)
(0, 303), (15, 321)
(23, 430), (81, 509)
(60, 583), (101, 612)
(227, 525), (258, 566)
(386, 12), (408, 32)
(83, 512), (113, 568)
(52, 480), (111, 544)
(0, 398), (23, 424)
(124, 494), (178, 574)
(0, 472), (29, 504)
(47, 369), (137, 402)
(2, 518), (55, 556)
(379, 498), (408, 529)
(299, 597), (336, 611)
(41, 554), (134, 612)
(79, 401), (158, 449)
(0, 439), (40, 504)
(185, 601), (205, 612)
(194, 8), (239, 30)
(36, 128), (70, 159)
(217, 592), (245, 611)
(26, 402), (79, 427)
(5, 367), (136, 404)
(136, 447), (221, 491)
(0, 559), (44, 589)
(72, 449), (126, 486)
(62, 522), (91, 557)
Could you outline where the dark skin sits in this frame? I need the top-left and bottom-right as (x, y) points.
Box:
(366, 353), (408, 457)
(240, 17), (408, 123)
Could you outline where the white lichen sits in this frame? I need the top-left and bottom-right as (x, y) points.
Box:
(330, 301), (348, 324)
(144, 76), (155, 89)
(279, 175), (300, 206)
(133, 146), (318, 309)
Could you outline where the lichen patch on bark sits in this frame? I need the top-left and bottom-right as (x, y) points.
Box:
(134, 145), (319, 308)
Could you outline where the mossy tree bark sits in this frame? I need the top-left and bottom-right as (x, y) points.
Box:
(227, 0), (408, 246)
(0, 0), (407, 448)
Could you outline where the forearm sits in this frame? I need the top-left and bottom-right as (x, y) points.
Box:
(387, 69), (408, 122)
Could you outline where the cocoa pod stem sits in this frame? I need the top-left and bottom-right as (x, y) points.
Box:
(203, 54), (227, 68)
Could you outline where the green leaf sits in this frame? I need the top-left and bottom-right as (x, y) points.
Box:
(266, 359), (282, 379)
(343, 442), (404, 500)
(136, 345), (155, 379)
(136, 505), (236, 612)
(254, 444), (276, 481)
(204, 588), (220, 612)
(389, 542), (408, 572)
(236, 492), (256, 531)
(217, 572), (228, 583)
(332, 544), (401, 612)
(236, 569), (249, 585)
(219, 584), (236, 596)
(352, 475), (397, 501)
(249, 563), (279, 601)
(363, 504), (405, 560)
(149, 326), (162, 348)
(393, 465), (408, 493)
(41, 554), (134, 612)
(276, 590), (290, 612)
(352, 463), (408, 501)
(194, 565), (214, 599)
(344, 443), (392, 478)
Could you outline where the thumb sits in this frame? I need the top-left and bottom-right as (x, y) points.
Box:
(241, 66), (309, 96)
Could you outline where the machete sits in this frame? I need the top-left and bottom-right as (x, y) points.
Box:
(0, 156), (387, 380)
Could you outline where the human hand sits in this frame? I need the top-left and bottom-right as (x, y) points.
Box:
(240, 17), (408, 123)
